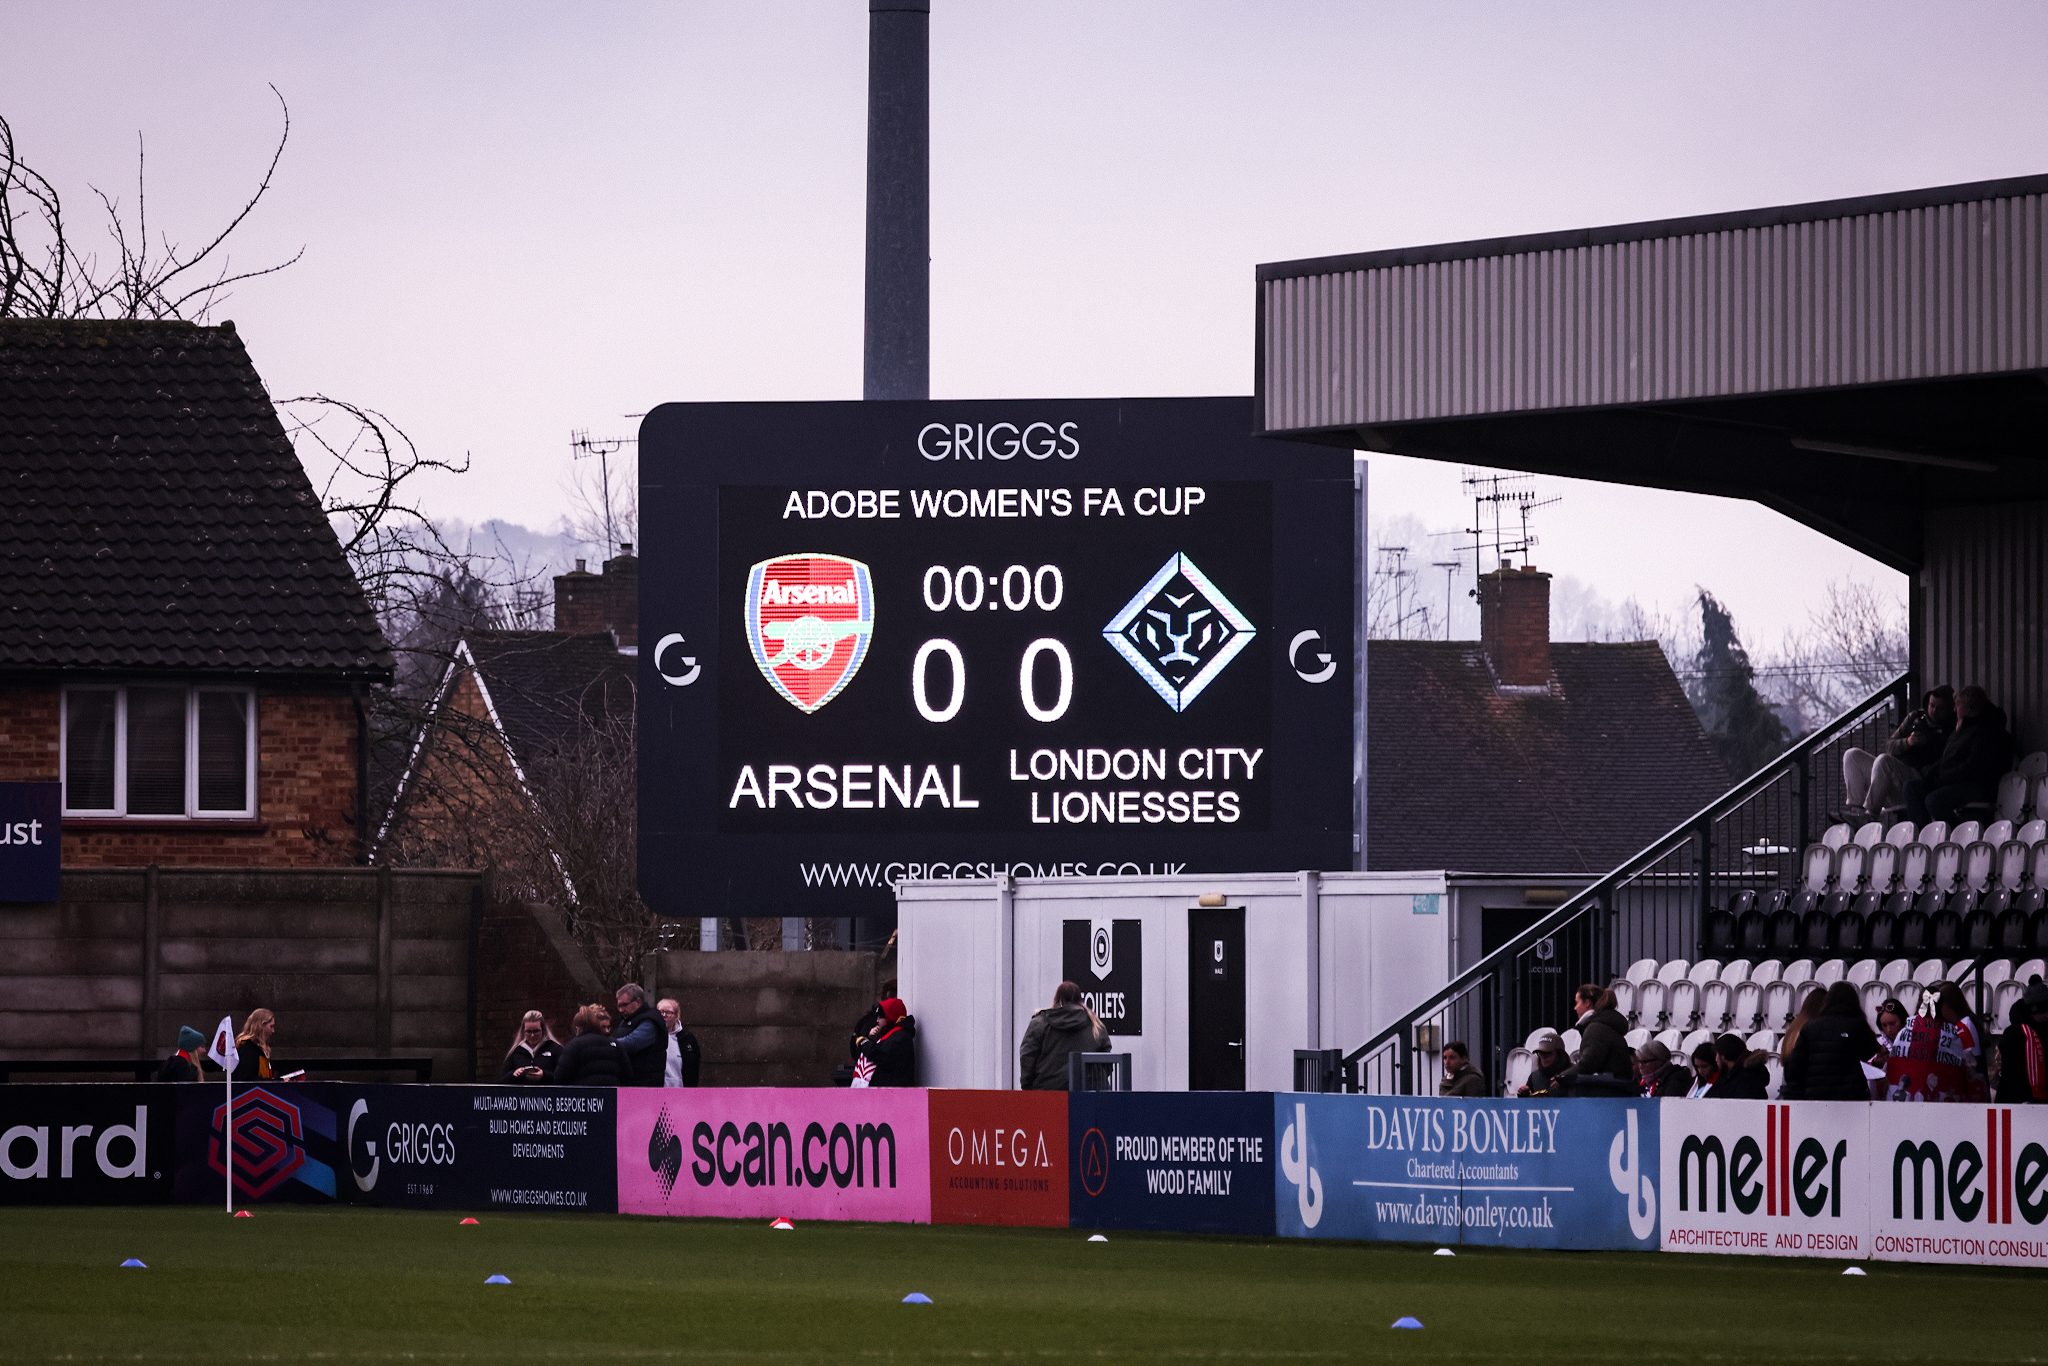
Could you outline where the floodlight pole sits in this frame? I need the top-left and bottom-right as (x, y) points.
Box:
(863, 0), (929, 401)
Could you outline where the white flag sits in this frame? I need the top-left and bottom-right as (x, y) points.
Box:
(208, 1016), (239, 1074)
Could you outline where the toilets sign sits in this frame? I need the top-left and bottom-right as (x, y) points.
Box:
(0, 783), (58, 902)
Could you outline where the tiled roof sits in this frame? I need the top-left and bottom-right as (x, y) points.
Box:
(464, 630), (632, 770)
(0, 319), (391, 679)
(1368, 641), (1731, 874)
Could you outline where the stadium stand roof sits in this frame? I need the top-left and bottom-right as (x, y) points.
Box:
(1368, 638), (1728, 874)
(0, 319), (391, 680)
(1257, 173), (2048, 573)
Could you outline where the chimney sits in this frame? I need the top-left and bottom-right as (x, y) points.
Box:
(1478, 560), (1552, 687)
(553, 559), (604, 634)
(602, 543), (639, 649)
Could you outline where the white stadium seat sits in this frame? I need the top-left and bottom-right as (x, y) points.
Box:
(1964, 842), (1996, 891)
(1822, 823), (1853, 850)
(2021, 751), (2048, 780)
(1836, 844), (1868, 891)
(1815, 960), (1847, 987)
(1802, 845), (1835, 892)
(1747, 1029), (1779, 1053)
(1679, 1027), (1715, 1059)
(1900, 843), (1932, 892)
(1784, 958), (1817, 986)
(1999, 842), (2030, 890)
(1859, 980), (1891, 1023)
(1866, 843), (1899, 893)
(1985, 818), (2016, 848)
(1765, 1054), (1785, 1100)
(1762, 980), (1795, 1030)
(1854, 821), (1885, 848)
(1655, 1027), (1684, 1055)
(1919, 821), (1950, 849)
(1845, 959), (1879, 986)
(1624, 958), (1659, 985)
(1503, 1048), (1535, 1095)
(1983, 959), (2016, 987)
(1637, 979), (1671, 1029)
(1719, 960), (1753, 986)
(1688, 959), (1723, 985)
(1609, 979), (1637, 1022)
(2017, 958), (2047, 985)
(1932, 842), (1963, 891)
(1885, 822), (1918, 849)
(1750, 959), (1785, 986)
(1951, 820), (1983, 848)
(1668, 979), (1701, 1030)
(1656, 959), (1692, 984)
(1995, 775), (2028, 825)
(2019, 818), (2048, 847)
(1561, 1028), (1583, 1058)
(1625, 1027), (1652, 1050)
(2031, 844), (2048, 888)
(1913, 960), (1948, 986)
(1701, 980), (1733, 1030)
(1731, 981), (1764, 1032)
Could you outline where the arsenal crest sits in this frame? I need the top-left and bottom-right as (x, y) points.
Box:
(744, 553), (875, 713)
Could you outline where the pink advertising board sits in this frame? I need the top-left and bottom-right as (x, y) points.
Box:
(617, 1088), (931, 1222)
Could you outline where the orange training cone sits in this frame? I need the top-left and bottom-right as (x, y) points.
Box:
(233, 1210), (253, 1218)
(769, 1218), (795, 1230)
(460, 1218), (479, 1225)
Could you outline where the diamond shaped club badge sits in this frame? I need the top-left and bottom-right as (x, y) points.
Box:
(746, 554), (875, 713)
(1104, 553), (1255, 711)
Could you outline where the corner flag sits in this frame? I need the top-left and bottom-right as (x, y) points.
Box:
(208, 1016), (239, 1075)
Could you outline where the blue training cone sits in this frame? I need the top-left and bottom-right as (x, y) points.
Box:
(1392, 1317), (1425, 1330)
(120, 1259), (147, 1268)
(485, 1275), (512, 1285)
(902, 1292), (933, 1304)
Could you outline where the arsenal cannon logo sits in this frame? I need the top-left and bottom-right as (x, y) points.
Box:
(744, 553), (876, 714)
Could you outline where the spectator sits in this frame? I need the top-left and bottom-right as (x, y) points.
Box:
(498, 1010), (562, 1085)
(1634, 1040), (1688, 1097)
(1994, 978), (2048, 1105)
(1019, 982), (1109, 1090)
(1517, 1032), (1570, 1097)
(553, 1004), (628, 1085)
(1839, 686), (1954, 822)
(1707, 1033), (1770, 1099)
(1781, 983), (1880, 1100)
(609, 983), (667, 1087)
(1685, 1042), (1720, 1097)
(1875, 997), (1909, 1047)
(1551, 985), (1632, 1093)
(657, 997), (701, 1088)
(159, 1026), (207, 1083)
(1905, 685), (2015, 825)
(1882, 984), (1983, 1103)
(235, 1008), (277, 1080)
(848, 980), (898, 1063)
(1439, 1041), (1487, 1097)
(853, 997), (917, 1086)
(1779, 987), (1829, 1063)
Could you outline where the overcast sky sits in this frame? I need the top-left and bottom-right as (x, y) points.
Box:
(11, 2), (2046, 644)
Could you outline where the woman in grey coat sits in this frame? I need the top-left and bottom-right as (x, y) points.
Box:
(1019, 982), (1108, 1089)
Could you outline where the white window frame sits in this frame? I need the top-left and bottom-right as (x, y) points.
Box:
(59, 685), (258, 819)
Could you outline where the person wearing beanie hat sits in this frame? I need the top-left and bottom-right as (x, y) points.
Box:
(159, 1026), (208, 1083)
(853, 997), (918, 1086)
(1634, 1039), (1687, 1098)
(1995, 977), (2048, 1105)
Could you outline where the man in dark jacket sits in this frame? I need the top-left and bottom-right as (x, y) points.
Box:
(1552, 985), (1632, 1095)
(1781, 982), (1881, 1100)
(1906, 686), (2015, 824)
(1019, 982), (1109, 1089)
(854, 998), (917, 1086)
(1995, 978), (2047, 1105)
(1840, 685), (1953, 821)
(609, 983), (667, 1087)
(1706, 1033), (1771, 1099)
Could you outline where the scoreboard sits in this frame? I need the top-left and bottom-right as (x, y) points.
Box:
(638, 398), (1355, 917)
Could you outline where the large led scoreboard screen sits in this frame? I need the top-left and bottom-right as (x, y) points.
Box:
(638, 398), (1354, 916)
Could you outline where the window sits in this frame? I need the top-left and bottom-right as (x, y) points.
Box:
(61, 687), (256, 818)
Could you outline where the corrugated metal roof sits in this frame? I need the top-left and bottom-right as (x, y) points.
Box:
(1259, 175), (2048, 434)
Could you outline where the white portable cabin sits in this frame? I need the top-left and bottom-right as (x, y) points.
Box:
(897, 870), (1588, 1091)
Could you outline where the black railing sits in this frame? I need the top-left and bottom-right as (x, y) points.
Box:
(1345, 673), (1917, 1095)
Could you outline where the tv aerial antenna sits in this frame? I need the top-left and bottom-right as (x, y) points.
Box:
(570, 429), (638, 558)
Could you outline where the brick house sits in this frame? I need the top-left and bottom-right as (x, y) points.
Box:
(0, 319), (392, 867)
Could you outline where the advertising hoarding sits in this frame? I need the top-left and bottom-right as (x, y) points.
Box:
(927, 1090), (1068, 1226)
(1658, 1100), (1868, 1260)
(0, 1084), (173, 1205)
(1868, 1103), (2048, 1267)
(173, 1083), (346, 1205)
(617, 1088), (930, 1222)
(0, 781), (59, 902)
(342, 1085), (618, 1213)
(1068, 1091), (1275, 1235)
(638, 398), (1356, 916)
(1274, 1095), (1660, 1251)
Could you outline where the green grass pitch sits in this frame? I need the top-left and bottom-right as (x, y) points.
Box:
(1, 1206), (2039, 1363)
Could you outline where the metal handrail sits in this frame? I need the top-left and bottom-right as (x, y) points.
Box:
(1343, 672), (1912, 1091)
